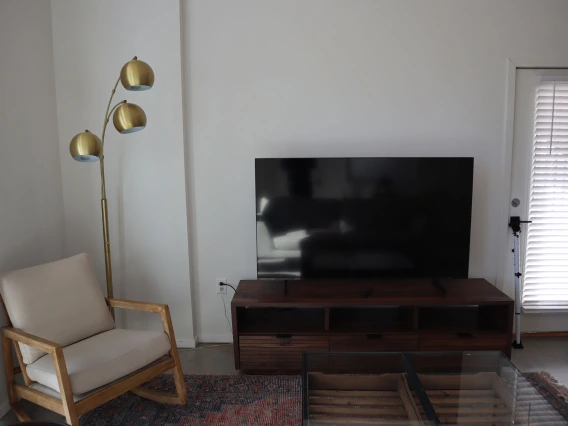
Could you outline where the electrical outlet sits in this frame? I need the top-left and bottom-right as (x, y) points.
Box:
(217, 277), (227, 294)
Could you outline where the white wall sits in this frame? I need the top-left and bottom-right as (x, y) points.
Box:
(51, 0), (195, 345)
(0, 0), (66, 414)
(184, 0), (568, 340)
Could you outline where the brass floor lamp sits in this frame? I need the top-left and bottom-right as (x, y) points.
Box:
(69, 57), (154, 318)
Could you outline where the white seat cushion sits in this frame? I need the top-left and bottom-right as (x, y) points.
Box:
(26, 329), (171, 395)
(0, 254), (115, 364)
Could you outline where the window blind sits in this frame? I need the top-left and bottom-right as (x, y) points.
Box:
(523, 80), (568, 310)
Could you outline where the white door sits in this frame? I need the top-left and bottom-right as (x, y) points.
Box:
(508, 69), (568, 331)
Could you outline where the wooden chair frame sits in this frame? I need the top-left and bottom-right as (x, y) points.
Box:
(1, 298), (188, 425)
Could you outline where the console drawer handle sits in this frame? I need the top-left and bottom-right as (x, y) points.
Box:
(276, 334), (292, 339)
(366, 334), (383, 339)
(456, 332), (474, 338)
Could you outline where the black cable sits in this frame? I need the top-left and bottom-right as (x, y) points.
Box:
(219, 283), (236, 292)
(218, 282), (235, 333)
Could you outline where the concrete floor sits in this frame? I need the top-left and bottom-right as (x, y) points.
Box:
(509, 337), (568, 385)
(0, 338), (566, 424)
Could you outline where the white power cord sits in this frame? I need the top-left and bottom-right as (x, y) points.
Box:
(178, 343), (232, 352)
(220, 293), (232, 332)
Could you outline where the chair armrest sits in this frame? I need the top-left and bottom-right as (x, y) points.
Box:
(105, 299), (176, 348)
(105, 298), (167, 313)
(2, 327), (61, 354)
(3, 328), (75, 411)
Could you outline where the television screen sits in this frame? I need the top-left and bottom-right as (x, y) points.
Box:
(255, 157), (473, 280)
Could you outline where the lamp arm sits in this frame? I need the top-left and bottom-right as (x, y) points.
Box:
(100, 55), (136, 140)
(102, 76), (122, 140)
(99, 100), (126, 200)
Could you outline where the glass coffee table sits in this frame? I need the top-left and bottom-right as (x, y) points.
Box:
(302, 351), (567, 425)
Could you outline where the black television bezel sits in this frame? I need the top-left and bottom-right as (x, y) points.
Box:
(254, 156), (474, 280)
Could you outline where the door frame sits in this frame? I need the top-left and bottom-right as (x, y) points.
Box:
(496, 58), (568, 292)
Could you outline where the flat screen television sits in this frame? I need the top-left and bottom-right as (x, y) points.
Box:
(255, 157), (474, 280)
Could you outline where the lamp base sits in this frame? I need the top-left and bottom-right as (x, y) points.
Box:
(512, 340), (524, 349)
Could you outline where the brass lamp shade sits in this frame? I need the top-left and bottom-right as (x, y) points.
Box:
(120, 59), (154, 91)
(69, 131), (102, 162)
(113, 103), (147, 134)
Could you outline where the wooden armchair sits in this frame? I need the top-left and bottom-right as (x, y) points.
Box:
(0, 254), (187, 425)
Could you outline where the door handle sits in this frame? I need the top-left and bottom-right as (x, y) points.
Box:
(276, 334), (292, 339)
(456, 332), (474, 338)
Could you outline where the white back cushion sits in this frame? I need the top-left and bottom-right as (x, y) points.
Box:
(0, 254), (115, 364)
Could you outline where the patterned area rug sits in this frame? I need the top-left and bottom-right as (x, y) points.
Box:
(524, 371), (568, 421)
(80, 375), (301, 425)
(79, 373), (568, 425)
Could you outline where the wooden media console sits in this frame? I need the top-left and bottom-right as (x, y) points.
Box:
(231, 279), (514, 372)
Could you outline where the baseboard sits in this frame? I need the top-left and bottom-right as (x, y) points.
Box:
(176, 337), (198, 348)
(520, 331), (568, 338)
(198, 333), (233, 343)
(0, 399), (10, 419)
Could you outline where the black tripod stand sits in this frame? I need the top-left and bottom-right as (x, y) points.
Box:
(509, 216), (531, 349)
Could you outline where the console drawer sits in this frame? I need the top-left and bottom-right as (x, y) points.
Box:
(330, 334), (419, 352)
(419, 333), (509, 352)
(240, 335), (329, 348)
(239, 335), (328, 370)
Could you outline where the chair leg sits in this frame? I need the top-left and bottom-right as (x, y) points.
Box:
(2, 335), (31, 421)
(160, 306), (188, 404)
(64, 413), (80, 426)
(172, 357), (188, 404)
(52, 347), (79, 426)
(11, 402), (31, 422)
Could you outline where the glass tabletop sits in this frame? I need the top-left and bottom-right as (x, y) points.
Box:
(302, 351), (568, 425)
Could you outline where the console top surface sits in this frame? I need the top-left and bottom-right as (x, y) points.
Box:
(232, 279), (513, 307)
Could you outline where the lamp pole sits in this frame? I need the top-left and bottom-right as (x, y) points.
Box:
(100, 76), (128, 308)
(69, 57), (154, 319)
